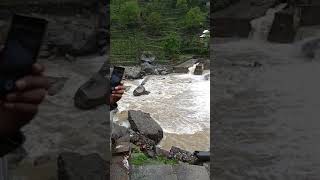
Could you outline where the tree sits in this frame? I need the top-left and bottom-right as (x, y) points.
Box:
(163, 33), (181, 59)
(177, 0), (188, 11)
(119, 1), (141, 27)
(145, 12), (163, 35)
(184, 7), (205, 31)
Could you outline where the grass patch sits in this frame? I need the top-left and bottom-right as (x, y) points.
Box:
(130, 152), (178, 166)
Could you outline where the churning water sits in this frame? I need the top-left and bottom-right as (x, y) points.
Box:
(114, 65), (210, 151)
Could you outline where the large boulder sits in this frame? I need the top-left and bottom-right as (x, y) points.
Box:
(57, 152), (108, 180)
(74, 71), (108, 110)
(133, 85), (150, 96)
(268, 8), (299, 43)
(212, 0), (277, 37)
(141, 62), (158, 75)
(128, 110), (163, 145)
(168, 146), (198, 165)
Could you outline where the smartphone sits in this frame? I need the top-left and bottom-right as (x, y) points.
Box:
(0, 14), (48, 97)
(110, 66), (125, 90)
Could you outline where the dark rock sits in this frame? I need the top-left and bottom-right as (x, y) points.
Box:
(194, 64), (204, 75)
(57, 152), (107, 180)
(174, 163), (210, 180)
(169, 146), (198, 164)
(124, 66), (142, 79)
(47, 76), (68, 96)
(130, 132), (156, 156)
(301, 38), (320, 59)
(133, 85), (150, 96)
(113, 142), (131, 155)
(130, 164), (176, 180)
(155, 147), (170, 158)
(74, 71), (108, 110)
(268, 8), (299, 43)
(299, 4), (320, 26)
(141, 62), (157, 75)
(204, 73), (210, 80)
(212, 0), (276, 37)
(140, 51), (156, 63)
(128, 110), (163, 144)
(112, 123), (130, 142)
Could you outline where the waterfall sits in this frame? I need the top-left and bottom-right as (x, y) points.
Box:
(250, 3), (287, 41)
(188, 63), (199, 75)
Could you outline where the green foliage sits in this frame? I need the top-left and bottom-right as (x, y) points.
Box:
(176, 0), (188, 11)
(130, 153), (178, 166)
(184, 7), (205, 31)
(145, 12), (163, 35)
(163, 33), (181, 59)
(119, 1), (141, 27)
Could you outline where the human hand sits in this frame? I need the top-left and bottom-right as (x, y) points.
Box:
(110, 83), (125, 105)
(0, 63), (49, 136)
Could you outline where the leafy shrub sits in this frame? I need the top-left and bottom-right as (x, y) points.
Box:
(184, 7), (205, 31)
(176, 0), (188, 11)
(119, 1), (141, 27)
(163, 32), (181, 59)
(145, 12), (163, 35)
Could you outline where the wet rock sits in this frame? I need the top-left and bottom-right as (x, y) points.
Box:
(133, 85), (150, 96)
(124, 66), (142, 79)
(130, 132), (156, 157)
(174, 163), (210, 180)
(140, 51), (156, 64)
(74, 71), (108, 110)
(128, 110), (164, 144)
(301, 37), (320, 59)
(169, 146), (198, 164)
(204, 73), (210, 80)
(57, 152), (107, 180)
(141, 62), (157, 75)
(130, 165), (177, 180)
(112, 123), (130, 142)
(194, 64), (204, 75)
(212, 0), (276, 37)
(268, 8), (299, 43)
(47, 76), (68, 96)
(156, 147), (170, 158)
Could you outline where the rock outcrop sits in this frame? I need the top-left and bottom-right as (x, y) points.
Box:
(128, 110), (164, 144)
(57, 152), (107, 180)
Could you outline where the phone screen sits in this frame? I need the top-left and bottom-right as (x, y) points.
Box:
(0, 14), (47, 96)
(111, 66), (125, 89)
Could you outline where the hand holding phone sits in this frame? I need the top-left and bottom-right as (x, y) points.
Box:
(110, 66), (125, 91)
(0, 14), (48, 98)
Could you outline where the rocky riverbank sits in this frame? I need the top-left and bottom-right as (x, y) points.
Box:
(111, 110), (210, 180)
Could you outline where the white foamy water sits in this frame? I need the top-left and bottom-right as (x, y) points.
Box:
(116, 70), (210, 135)
(250, 3), (287, 41)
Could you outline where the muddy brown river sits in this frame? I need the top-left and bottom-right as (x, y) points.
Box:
(212, 38), (320, 179)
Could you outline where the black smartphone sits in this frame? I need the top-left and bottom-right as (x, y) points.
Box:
(110, 66), (125, 90)
(0, 14), (48, 97)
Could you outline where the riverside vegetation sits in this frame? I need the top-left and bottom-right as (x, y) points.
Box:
(110, 0), (209, 65)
